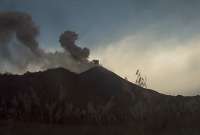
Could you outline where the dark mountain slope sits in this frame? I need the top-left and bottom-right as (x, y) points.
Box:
(0, 68), (77, 101)
(78, 66), (163, 103)
(0, 66), (200, 134)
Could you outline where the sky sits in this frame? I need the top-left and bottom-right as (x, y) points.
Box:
(0, 0), (200, 95)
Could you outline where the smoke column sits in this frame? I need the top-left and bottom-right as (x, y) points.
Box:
(0, 12), (41, 54)
(59, 31), (90, 61)
(0, 11), (97, 74)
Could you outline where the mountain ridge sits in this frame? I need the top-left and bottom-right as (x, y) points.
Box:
(0, 66), (200, 134)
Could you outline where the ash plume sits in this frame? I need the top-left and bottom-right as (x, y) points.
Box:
(59, 31), (90, 61)
(0, 11), (41, 55)
(0, 11), (97, 74)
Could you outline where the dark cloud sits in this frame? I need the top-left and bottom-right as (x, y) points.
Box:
(0, 11), (96, 74)
(59, 31), (90, 61)
(0, 11), (42, 72)
(0, 11), (41, 55)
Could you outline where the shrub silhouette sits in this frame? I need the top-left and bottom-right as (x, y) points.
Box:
(135, 69), (147, 88)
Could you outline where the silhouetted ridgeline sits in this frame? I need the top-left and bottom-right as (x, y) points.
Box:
(0, 66), (200, 134)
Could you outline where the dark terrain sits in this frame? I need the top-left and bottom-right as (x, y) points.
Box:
(0, 66), (200, 135)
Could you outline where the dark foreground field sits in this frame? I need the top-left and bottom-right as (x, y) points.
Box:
(0, 121), (200, 135)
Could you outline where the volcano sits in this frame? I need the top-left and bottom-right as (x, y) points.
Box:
(0, 66), (200, 134)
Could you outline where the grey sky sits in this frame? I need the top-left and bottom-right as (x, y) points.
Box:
(0, 0), (200, 95)
(1, 0), (200, 48)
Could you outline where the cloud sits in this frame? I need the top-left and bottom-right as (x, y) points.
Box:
(91, 33), (200, 95)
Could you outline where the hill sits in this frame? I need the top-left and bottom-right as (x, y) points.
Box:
(0, 66), (200, 134)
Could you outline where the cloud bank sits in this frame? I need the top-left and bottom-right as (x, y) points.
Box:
(91, 32), (200, 96)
